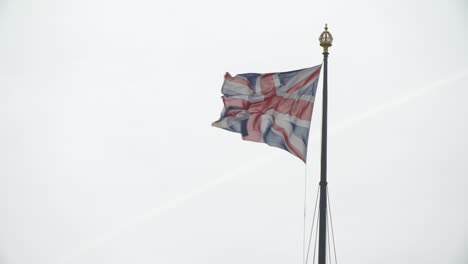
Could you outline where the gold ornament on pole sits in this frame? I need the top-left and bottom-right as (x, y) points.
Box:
(319, 24), (333, 54)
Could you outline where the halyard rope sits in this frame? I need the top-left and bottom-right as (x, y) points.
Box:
(328, 188), (338, 264)
(306, 186), (320, 264)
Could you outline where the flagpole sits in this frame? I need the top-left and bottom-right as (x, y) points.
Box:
(318, 24), (333, 264)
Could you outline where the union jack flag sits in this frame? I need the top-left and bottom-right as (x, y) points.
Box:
(212, 65), (322, 162)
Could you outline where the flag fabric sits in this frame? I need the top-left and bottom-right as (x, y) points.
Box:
(212, 65), (322, 162)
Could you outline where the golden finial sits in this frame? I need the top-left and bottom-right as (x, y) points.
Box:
(319, 24), (333, 54)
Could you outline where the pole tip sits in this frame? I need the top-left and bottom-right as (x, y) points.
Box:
(319, 24), (333, 54)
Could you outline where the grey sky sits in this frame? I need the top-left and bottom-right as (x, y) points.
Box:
(1, 0), (468, 263)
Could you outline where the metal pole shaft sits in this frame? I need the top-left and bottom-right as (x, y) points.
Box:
(318, 52), (328, 264)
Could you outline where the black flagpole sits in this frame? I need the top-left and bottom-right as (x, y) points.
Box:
(318, 24), (333, 264)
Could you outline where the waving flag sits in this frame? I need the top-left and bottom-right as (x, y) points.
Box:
(212, 65), (322, 162)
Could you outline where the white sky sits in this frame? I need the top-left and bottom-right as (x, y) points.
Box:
(1, 0), (468, 263)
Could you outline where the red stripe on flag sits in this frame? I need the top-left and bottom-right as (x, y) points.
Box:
(260, 73), (276, 96)
(226, 110), (241, 117)
(249, 97), (313, 120)
(272, 124), (305, 161)
(225, 72), (252, 90)
(243, 113), (262, 142)
(222, 97), (250, 110)
(275, 98), (313, 120)
(287, 67), (321, 94)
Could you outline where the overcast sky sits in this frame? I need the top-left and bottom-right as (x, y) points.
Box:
(1, 0), (468, 263)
